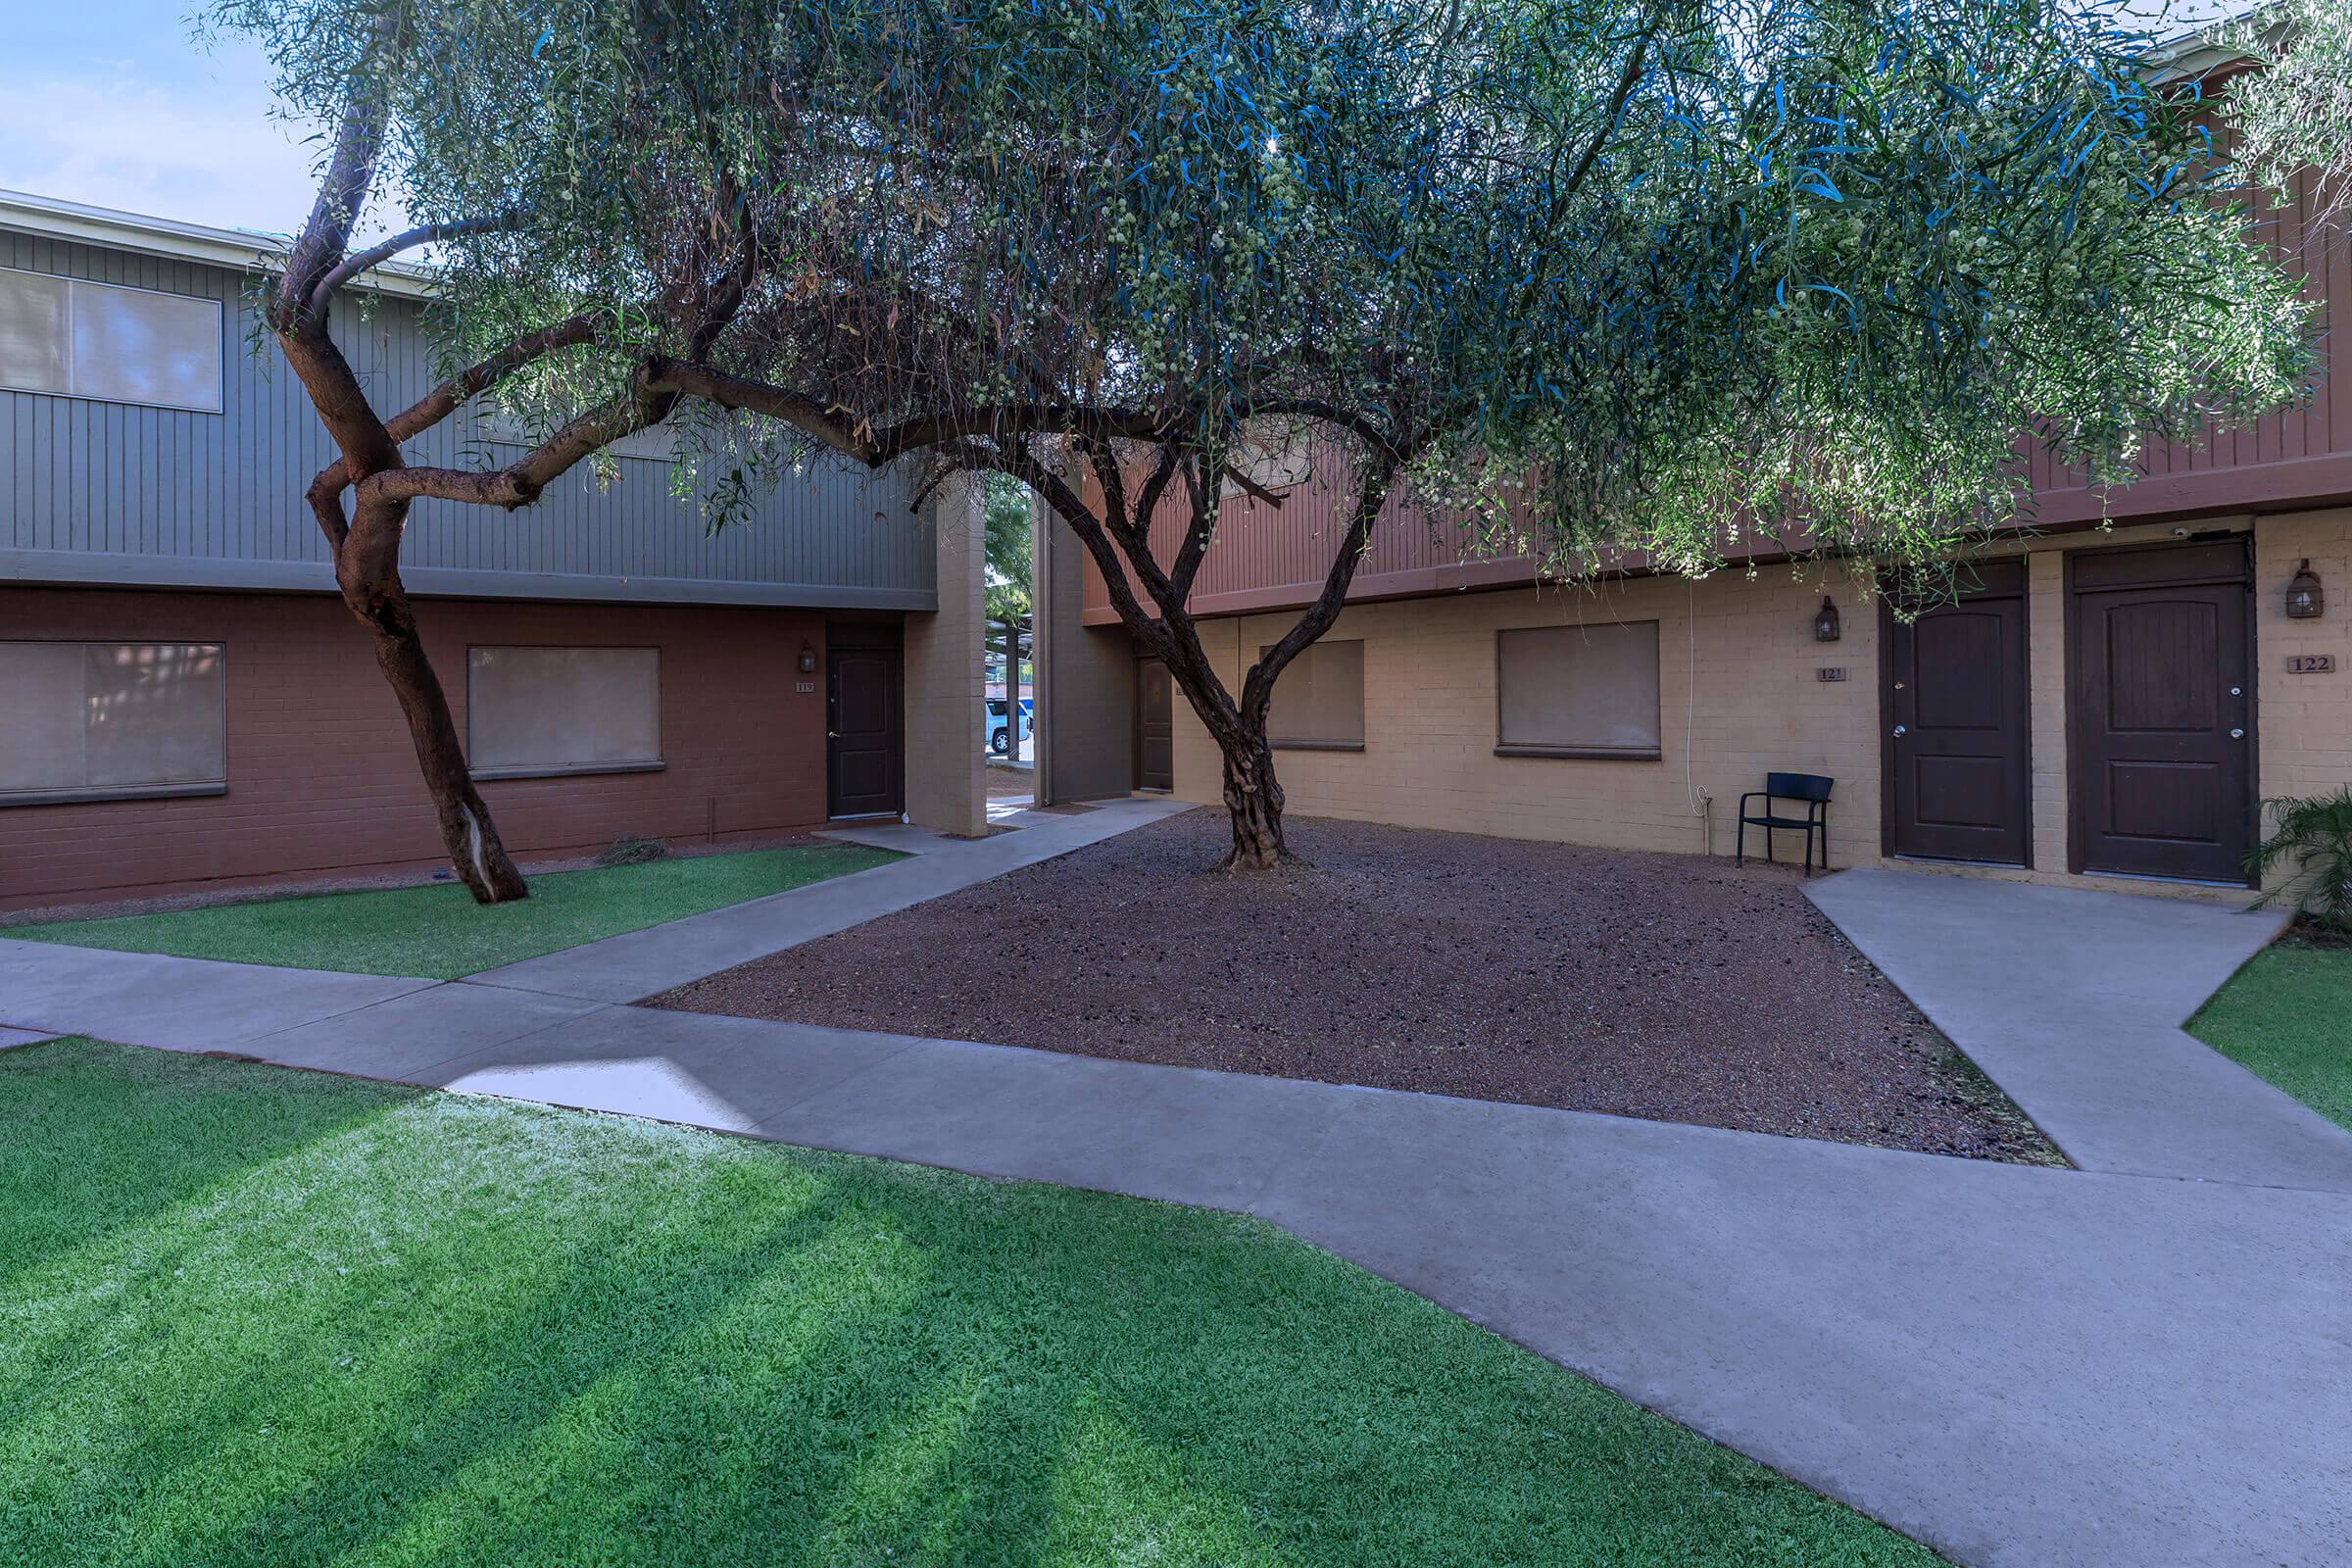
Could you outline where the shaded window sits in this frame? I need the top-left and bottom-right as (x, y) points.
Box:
(0, 269), (222, 413)
(467, 647), (662, 778)
(1495, 622), (1662, 759)
(0, 642), (228, 804)
(1261, 639), (1365, 750)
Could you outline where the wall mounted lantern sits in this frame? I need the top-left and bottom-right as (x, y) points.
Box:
(1813, 595), (1842, 643)
(798, 640), (819, 674)
(2284, 559), (2325, 621)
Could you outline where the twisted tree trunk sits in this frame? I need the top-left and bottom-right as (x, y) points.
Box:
(266, 76), (533, 904)
(1004, 438), (1397, 870)
(337, 551), (528, 904)
(1214, 725), (1288, 870)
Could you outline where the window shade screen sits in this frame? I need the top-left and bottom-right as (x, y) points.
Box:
(1261, 639), (1365, 746)
(0, 270), (221, 412)
(0, 642), (227, 800)
(467, 647), (662, 774)
(1496, 622), (1661, 755)
(0, 270), (70, 395)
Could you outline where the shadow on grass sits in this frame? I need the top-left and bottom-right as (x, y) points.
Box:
(0, 1042), (1936, 1568)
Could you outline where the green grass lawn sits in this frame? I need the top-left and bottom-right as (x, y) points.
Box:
(3, 844), (901, 980)
(2190, 938), (2352, 1133)
(0, 1039), (1937, 1568)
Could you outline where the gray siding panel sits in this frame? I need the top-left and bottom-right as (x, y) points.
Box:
(0, 231), (934, 608)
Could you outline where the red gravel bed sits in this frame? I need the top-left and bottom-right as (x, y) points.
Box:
(649, 809), (2062, 1162)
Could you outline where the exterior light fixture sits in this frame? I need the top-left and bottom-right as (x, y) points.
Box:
(2284, 559), (2325, 620)
(1813, 595), (1842, 643)
(798, 640), (819, 674)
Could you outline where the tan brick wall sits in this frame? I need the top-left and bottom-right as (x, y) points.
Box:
(2256, 508), (2352, 806)
(1169, 510), (2352, 901)
(0, 587), (833, 909)
(902, 475), (987, 835)
(1175, 562), (1882, 866)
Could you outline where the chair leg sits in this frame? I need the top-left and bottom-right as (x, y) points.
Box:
(1736, 818), (1745, 867)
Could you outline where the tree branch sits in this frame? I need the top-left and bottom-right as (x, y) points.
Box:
(306, 314), (603, 526)
(307, 212), (523, 317)
(1243, 457), (1401, 727)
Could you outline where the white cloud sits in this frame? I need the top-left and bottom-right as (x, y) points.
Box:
(0, 49), (328, 236)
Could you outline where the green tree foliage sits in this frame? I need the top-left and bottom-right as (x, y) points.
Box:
(983, 473), (1032, 626)
(218, 0), (2317, 871)
(2226, 0), (2352, 234)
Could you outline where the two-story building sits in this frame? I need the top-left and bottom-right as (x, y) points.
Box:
(1, 190), (994, 910)
(1035, 162), (2350, 900)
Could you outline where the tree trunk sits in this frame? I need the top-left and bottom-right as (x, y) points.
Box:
(341, 580), (529, 905)
(1215, 723), (1289, 870)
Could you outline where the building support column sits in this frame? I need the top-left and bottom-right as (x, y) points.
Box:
(902, 474), (987, 836)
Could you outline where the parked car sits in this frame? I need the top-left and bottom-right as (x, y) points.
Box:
(986, 698), (1034, 755)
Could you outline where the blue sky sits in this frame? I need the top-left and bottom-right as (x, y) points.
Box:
(1, 0), (323, 233)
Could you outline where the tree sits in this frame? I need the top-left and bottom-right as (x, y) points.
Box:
(982, 473), (1032, 628)
(218, 0), (2313, 883)
(2225, 0), (2352, 234)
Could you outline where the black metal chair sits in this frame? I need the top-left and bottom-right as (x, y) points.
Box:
(1736, 772), (1835, 875)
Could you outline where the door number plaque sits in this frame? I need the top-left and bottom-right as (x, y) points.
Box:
(2286, 655), (2335, 674)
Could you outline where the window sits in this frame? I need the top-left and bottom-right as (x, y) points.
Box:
(0, 269), (223, 413)
(1495, 622), (1661, 760)
(1261, 639), (1365, 750)
(467, 647), (662, 778)
(0, 642), (228, 805)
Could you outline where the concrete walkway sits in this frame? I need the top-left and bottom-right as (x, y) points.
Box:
(1808, 868), (2352, 1193)
(3, 849), (2348, 1565)
(469, 795), (1189, 1002)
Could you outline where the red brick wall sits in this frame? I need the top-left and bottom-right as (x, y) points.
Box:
(0, 588), (845, 909)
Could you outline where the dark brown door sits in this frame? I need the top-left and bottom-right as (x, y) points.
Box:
(1886, 560), (2032, 865)
(1135, 660), (1173, 791)
(2068, 539), (2254, 884)
(827, 624), (904, 818)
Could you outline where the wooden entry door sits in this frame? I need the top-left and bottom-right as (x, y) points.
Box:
(1135, 660), (1173, 791)
(1886, 560), (2033, 865)
(826, 624), (904, 818)
(2068, 539), (2254, 884)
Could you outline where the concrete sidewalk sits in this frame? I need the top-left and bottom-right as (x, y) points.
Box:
(466, 795), (1191, 1002)
(1808, 867), (2352, 1193)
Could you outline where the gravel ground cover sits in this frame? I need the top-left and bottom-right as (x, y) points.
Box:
(654, 809), (2060, 1162)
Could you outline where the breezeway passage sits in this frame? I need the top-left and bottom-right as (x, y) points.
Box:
(2, 815), (2347, 1568)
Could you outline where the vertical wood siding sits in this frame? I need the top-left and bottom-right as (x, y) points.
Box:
(0, 233), (931, 603)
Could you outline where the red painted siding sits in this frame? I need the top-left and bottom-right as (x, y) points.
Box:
(0, 588), (838, 908)
(1086, 182), (2351, 623)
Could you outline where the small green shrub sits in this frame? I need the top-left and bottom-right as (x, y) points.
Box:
(2249, 787), (2352, 935)
(595, 835), (670, 868)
